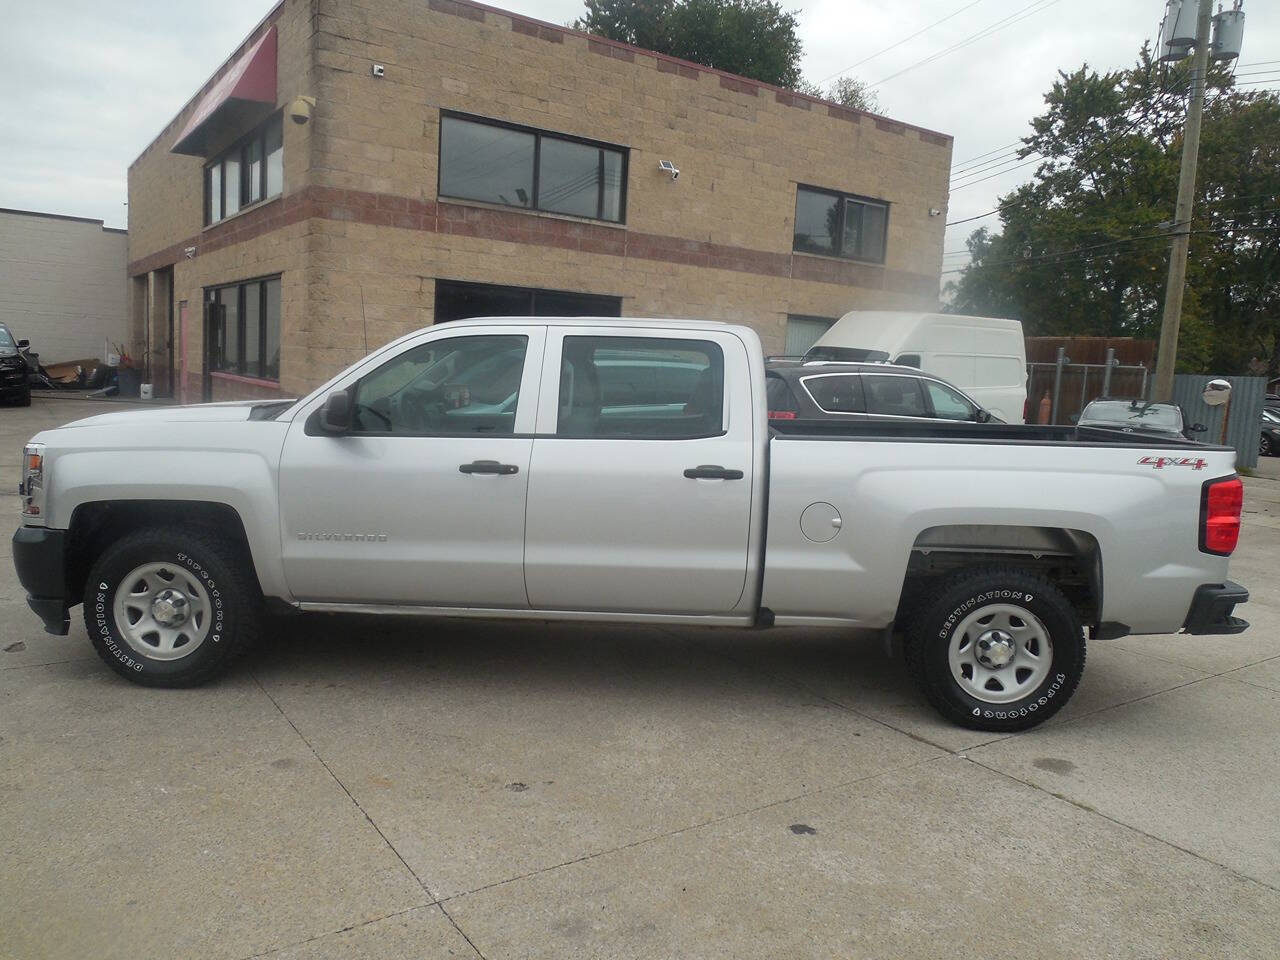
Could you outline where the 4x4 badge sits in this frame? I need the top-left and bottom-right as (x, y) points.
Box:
(1138, 456), (1207, 470)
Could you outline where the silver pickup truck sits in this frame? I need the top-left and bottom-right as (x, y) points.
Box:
(12, 318), (1249, 731)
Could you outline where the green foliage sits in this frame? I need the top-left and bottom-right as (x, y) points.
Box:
(575, 0), (804, 88)
(948, 47), (1280, 375)
(793, 75), (882, 113)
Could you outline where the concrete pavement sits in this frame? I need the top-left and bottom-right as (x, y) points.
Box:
(1, 397), (1278, 959)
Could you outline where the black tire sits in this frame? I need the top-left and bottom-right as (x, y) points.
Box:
(1261, 434), (1272, 458)
(83, 526), (260, 687)
(904, 567), (1086, 732)
(16, 389), (31, 407)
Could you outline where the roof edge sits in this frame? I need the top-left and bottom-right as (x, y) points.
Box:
(0, 207), (127, 233)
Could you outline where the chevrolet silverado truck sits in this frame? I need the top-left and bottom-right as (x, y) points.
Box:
(12, 319), (1249, 731)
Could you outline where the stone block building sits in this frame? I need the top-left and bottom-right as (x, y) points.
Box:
(126, 0), (952, 401)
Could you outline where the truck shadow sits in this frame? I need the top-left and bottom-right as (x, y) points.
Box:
(245, 611), (920, 709)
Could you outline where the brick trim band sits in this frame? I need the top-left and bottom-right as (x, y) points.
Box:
(129, 186), (938, 298)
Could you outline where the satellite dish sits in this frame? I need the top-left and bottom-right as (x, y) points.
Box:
(1203, 378), (1232, 406)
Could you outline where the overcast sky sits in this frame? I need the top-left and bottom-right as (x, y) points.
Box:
(2, 0), (1275, 267)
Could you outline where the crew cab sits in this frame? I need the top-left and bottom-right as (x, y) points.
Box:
(12, 318), (1249, 731)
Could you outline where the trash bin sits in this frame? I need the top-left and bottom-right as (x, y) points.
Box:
(116, 366), (141, 398)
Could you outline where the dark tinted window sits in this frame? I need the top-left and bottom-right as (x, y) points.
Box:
(863, 375), (926, 417)
(439, 116), (536, 208)
(766, 374), (799, 415)
(804, 374), (866, 414)
(206, 276), (282, 381)
(203, 114), (284, 226)
(352, 335), (528, 435)
(434, 280), (620, 323)
(793, 186), (888, 263)
(793, 189), (838, 255)
(558, 336), (723, 438)
(439, 114), (626, 223)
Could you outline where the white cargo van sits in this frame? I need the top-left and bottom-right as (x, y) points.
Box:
(808, 312), (1027, 423)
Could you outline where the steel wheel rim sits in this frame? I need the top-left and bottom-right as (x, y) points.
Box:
(948, 603), (1052, 704)
(112, 561), (212, 661)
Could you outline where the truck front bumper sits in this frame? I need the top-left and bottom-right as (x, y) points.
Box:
(12, 526), (70, 635)
(1183, 581), (1249, 635)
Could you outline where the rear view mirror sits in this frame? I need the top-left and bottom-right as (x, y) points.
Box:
(16, 339), (29, 349)
(319, 390), (352, 433)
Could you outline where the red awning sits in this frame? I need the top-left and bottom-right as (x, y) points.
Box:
(171, 27), (277, 156)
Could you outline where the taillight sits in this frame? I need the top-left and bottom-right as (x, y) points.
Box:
(1200, 476), (1243, 555)
(768, 410), (797, 420)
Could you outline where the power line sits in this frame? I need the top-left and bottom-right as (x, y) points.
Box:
(950, 149), (1036, 180)
(951, 139), (1025, 169)
(870, 0), (1060, 88)
(815, 0), (986, 85)
(946, 209), (1001, 226)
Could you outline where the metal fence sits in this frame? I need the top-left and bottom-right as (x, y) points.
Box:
(1171, 374), (1266, 470)
(1026, 347), (1150, 425)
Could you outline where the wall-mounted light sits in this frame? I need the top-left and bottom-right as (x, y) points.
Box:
(658, 159), (680, 181)
(372, 64), (385, 78)
(928, 207), (942, 217)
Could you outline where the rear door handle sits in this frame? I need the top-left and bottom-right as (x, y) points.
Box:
(459, 460), (519, 475)
(683, 465), (744, 480)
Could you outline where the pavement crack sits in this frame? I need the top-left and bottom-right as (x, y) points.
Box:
(238, 903), (434, 959)
(441, 751), (948, 905)
(962, 755), (1280, 896)
(250, 672), (441, 902)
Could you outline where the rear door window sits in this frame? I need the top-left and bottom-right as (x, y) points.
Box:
(863, 375), (927, 418)
(558, 336), (724, 438)
(802, 374), (865, 414)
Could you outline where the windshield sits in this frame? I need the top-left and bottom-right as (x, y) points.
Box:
(0, 327), (14, 348)
(1080, 401), (1182, 432)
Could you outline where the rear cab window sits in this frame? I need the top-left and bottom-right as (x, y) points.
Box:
(557, 336), (725, 438)
(767, 374), (800, 419)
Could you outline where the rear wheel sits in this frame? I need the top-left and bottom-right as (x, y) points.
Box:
(904, 567), (1085, 732)
(83, 527), (260, 686)
(1261, 434), (1272, 458)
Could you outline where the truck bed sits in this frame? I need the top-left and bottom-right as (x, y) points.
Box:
(769, 418), (1225, 449)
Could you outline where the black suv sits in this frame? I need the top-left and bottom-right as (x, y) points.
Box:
(765, 359), (998, 424)
(0, 323), (31, 406)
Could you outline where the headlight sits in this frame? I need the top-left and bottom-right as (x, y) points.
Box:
(20, 442), (46, 524)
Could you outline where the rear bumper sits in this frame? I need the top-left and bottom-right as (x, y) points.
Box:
(1182, 581), (1249, 635)
(11, 526), (69, 635)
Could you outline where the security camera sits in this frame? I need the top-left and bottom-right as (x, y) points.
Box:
(287, 95), (316, 125)
(658, 159), (680, 181)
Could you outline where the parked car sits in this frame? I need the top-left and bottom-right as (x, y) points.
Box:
(1260, 408), (1280, 457)
(13, 318), (1248, 732)
(0, 322), (32, 406)
(766, 359), (999, 425)
(1077, 399), (1205, 440)
(807, 311), (1026, 423)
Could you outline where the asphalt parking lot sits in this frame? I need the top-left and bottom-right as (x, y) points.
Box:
(2, 397), (1278, 959)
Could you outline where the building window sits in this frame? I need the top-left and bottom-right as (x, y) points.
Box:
(204, 114), (284, 226)
(792, 186), (888, 263)
(438, 113), (627, 223)
(205, 276), (281, 380)
(434, 279), (622, 323)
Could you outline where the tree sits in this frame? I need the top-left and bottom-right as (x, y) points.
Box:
(793, 75), (881, 113)
(575, 0), (804, 89)
(948, 47), (1280, 375)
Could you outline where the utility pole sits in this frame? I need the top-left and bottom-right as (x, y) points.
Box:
(1153, 0), (1213, 403)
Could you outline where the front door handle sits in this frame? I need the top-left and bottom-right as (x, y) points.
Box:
(683, 465), (744, 480)
(459, 460), (519, 475)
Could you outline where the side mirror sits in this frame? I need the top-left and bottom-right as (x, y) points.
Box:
(16, 339), (29, 349)
(1190, 423), (1207, 433)
(319, 390), (352, 434)
(975, 409), (992, 423)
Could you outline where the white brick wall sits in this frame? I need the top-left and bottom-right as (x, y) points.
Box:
(0, 210), (129, 362)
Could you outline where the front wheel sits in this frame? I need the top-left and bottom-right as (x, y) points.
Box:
(83, 527), (260, 686)
(1261, 434), (1272, 458)
(904, 567), (1086, 732)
